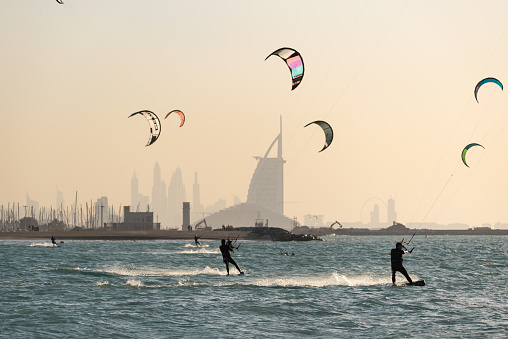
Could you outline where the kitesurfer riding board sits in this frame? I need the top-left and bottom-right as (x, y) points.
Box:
(51, 236), (59, 247)
(391, 242), (414, 285)
(219, 239), (243, 276)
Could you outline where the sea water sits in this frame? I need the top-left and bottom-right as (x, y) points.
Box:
(0, 235), (507, 338)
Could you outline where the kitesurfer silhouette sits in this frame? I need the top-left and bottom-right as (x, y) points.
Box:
(219, 239), (243, 275)
(391, 242), (413, 285)
(194, 235), (201, 247)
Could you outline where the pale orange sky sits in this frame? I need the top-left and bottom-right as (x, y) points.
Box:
(1, 0), (508, 227)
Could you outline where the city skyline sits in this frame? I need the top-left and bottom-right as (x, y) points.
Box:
(4, 171), (506, 230)
(2, 1), (508, 227)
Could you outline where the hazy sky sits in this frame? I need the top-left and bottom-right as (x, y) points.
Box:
(2, 0), (508, 227)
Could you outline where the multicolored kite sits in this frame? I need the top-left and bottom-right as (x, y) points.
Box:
(265, 47), (304, 90)
(165, 110), (185, 127)
(474, 77), (503, 103)
(304, 120), (333, 152)
(461, 143), (484, 167)
(128, 110), (161, 147)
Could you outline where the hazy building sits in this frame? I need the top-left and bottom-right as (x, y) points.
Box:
(26, 193), (39, 219)
(151, 162), (163, 223)
(387, 197), (397, 223)
(131, 171), (142, 210)
(204, 199), (227, 214)
(370, 204), (379, 225)
(168, 167), (187, 230)
(193, 117), (293, 230)
(192, 172), (204, 217)
(246, 116), (285, 214)
(139, 196), (150, 212)
(160, 179), (168, 226)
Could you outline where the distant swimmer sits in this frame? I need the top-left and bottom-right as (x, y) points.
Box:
(194, 235), (202, 247)
(51, 236), (57, 247)
(219, 239), (243, 275)
(391, 242), (413, 285)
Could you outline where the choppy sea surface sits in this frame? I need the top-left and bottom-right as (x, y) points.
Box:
(0, 235), (507, 338)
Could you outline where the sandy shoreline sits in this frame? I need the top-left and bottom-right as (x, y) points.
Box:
(0, 230), (254, 241)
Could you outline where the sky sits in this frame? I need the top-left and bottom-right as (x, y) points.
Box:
(2, 0), (508, 228)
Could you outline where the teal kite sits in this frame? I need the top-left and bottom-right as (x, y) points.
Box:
(474, 77), (503, 103)
(461, 143), (484, 167)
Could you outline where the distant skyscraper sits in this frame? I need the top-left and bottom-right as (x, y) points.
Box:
(167, 167), (187, 230)
(247, 116), (285, 214)
(131, 171), (141, 209)
(151, 162), (163, 224)
(192, 172), (203, 215)
(370, 204), (380, 225)
(160, 179), (168, 227)
(387, 197), (397, 223)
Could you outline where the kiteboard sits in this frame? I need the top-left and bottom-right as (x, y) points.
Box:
(404, 280), (425, 286)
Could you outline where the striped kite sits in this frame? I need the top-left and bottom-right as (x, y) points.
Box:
(128, 110), (161, 147)
(265, 47), (304, 90)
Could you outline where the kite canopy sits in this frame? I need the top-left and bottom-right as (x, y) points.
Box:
(474, 77), (503, 103)
(56, 0), (64, 4)
(165, 110), (185, 127)
(265, 47), (304, 90)
(461, 143), (484, 167)
(304, 120), (333, 152)
(128, 110), (161, 147)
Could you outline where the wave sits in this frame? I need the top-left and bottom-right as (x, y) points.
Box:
(28, 242), (58, 247)
(125, 279), (144, 287)
(117, 247), (218, 255)
(172, 248), (219, 254)
(184, 243), (210, 248)
(230, 272), (390, 288)
(79, 265), (224, 277)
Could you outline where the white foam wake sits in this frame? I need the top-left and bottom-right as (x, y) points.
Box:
(251, 272), (388, 288)
(184, 243), (210, 248)
(84, 265), (223, 277)
(29, 242), (58, 247)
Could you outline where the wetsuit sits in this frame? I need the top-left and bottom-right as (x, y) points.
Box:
(194, 236), (201, 247)
(391, 248), (413, 284)
(219, 244), (242, 275)
(51, 236), (57, 246)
